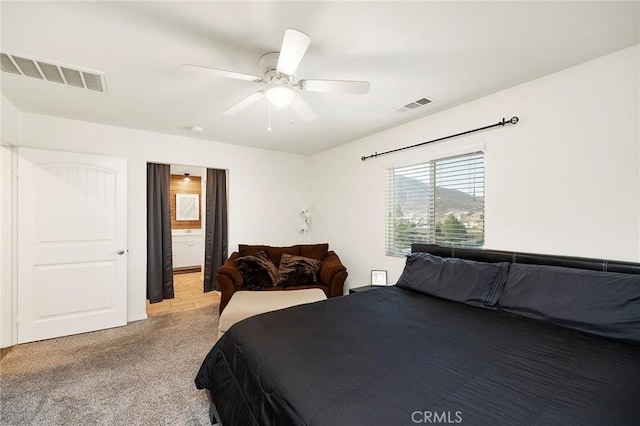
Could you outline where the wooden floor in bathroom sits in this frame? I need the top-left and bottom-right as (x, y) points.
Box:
(146, 272), (220, 317)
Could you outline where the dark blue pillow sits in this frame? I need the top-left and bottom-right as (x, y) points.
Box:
(396, 253), (508, 308)
(499, 263), (640, 344)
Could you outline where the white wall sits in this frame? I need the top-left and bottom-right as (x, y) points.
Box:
(15, 114), (312, 324)
(1, 94), (21, 146)
(311, 45), (640, 291)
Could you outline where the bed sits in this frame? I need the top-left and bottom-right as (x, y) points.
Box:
(195, 244), (640, 425)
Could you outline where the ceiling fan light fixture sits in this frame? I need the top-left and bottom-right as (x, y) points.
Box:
(265, 86), (296, 107)
(186, 29), (368, 119)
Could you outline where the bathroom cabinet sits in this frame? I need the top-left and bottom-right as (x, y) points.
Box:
(172, 231), (203, 268)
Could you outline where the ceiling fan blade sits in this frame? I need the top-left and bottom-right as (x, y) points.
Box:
(222, 91), (265, 116)
(290, 96), (317, 122)
(181, 64), (261, 82)
(276, 29), (311, 76)
(299, 79), (370, 94)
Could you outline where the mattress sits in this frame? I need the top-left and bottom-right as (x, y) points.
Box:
(195, 286), (640, 425)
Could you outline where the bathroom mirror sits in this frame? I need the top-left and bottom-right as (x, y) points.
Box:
(176, 194), (199, 221)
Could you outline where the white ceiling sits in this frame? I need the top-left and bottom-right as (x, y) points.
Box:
(1, 1), (638, 155)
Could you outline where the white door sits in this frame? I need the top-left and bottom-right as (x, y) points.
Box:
(17, 148), (127, 343)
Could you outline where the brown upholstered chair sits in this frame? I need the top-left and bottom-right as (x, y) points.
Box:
(216, 243), (348, 313)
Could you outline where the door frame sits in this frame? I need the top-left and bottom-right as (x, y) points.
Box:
(0, 145), (19, 348)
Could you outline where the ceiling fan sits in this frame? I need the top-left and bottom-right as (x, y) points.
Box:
(181, 29), (370, 122)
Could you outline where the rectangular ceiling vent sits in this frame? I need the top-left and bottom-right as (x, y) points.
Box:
(396, 97), (432, 113)
(1, 51), (107, 93)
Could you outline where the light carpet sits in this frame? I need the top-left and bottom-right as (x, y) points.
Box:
(0, 306), (219, 425)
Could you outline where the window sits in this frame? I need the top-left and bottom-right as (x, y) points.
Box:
(385, 152), (484, 256)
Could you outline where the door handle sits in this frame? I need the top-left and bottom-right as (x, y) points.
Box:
(117, 250), (126, 255)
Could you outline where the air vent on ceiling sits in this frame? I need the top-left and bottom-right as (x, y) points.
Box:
(396, 97), (432, 113)
(1, 51), (107, 93)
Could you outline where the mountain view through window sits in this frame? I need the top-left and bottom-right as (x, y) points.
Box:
(386, 152), (484, 256)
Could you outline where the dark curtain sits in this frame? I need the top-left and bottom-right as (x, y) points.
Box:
(203, 168), (228, 292)
(146, 163), (174, 303)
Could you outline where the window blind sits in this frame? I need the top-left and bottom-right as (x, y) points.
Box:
(386, 152), (484, 256)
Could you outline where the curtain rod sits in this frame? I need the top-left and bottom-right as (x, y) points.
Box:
(361, 116), (519, 161)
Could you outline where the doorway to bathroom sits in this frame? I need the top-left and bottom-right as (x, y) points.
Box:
(146, 164), (226, 317)
(169, 165), (204, 275)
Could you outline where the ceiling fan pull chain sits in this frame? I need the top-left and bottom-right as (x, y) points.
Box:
(267, 101), (272, 132)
